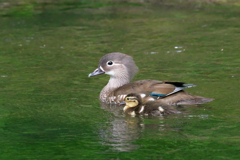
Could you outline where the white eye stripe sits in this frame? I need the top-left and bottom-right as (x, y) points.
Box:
(105, 61), (122, 66)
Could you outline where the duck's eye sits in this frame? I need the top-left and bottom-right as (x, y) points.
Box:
(127, 98), (129, 100)
(107, 61), (113, 66)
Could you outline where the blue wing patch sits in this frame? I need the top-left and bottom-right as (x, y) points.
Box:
(150, 93), (167, 97)
(150, 84), (197, 98)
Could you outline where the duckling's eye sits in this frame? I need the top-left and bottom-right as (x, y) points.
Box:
(107, 61), (113, 66)
(127, 98), (129, 100)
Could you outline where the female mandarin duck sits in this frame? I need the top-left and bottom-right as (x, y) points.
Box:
(122, 93), (177, 116)
(88, 52), (213, 105)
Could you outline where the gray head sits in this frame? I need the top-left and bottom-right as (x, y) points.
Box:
(89, 52), (138, 80)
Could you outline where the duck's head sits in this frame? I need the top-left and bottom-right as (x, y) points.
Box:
(121, 93), (142, 108)
(88, 52), (138, 80)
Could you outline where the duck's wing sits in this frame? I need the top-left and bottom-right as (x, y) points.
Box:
(149, 81), (196, 97)
(150, 81), (213, 105)
(111, 80), (213, 105)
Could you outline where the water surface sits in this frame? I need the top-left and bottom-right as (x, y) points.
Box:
(0, 4), (240, 159)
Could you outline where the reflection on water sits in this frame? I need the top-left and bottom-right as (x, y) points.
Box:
(99, 102), (216, 152)
(99, 103), (203, 152)
(100, 117), (141, 151)
(100, 103), (142, 151)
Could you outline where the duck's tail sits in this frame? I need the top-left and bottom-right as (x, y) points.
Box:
(159, 91), (214, 105)
(176, 96), (214, 105)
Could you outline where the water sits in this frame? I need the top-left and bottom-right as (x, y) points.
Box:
(0, 3), (240, 159)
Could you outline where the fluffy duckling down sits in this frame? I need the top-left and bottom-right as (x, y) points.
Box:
(121, 93), (178, 116)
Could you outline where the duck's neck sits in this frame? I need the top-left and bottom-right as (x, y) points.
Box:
(100, 76), (130, 102)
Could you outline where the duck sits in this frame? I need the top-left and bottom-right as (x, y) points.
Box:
(88, 52), (213, 105)
(121, 93), (178, 116)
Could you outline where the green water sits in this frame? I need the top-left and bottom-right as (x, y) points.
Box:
(0, 3), (240, 159)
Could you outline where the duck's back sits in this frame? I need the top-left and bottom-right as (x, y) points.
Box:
(107, 80), (213, 105)
(114, 79), (164, 95)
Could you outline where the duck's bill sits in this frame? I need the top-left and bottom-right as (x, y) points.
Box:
(120, 101), (126, 105)
(88, 67), (105, 77)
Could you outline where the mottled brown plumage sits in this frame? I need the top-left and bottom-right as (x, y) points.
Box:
(122, 93), (177, 116)
(88, 52), (214, 105)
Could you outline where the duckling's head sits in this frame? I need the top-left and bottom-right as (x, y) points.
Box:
(88, 52), (138, 80)
(123, 93), (142, 108)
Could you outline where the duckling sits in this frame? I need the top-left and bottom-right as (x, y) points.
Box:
(88, 52), (214, 105)
(122, 93), (178, 116)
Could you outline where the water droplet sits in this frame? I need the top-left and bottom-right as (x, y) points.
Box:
(150, 52), (158, 54)
(175, 46), (183, 49)
(1, 75), (7, 77)
(175, 50), (182, 53)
